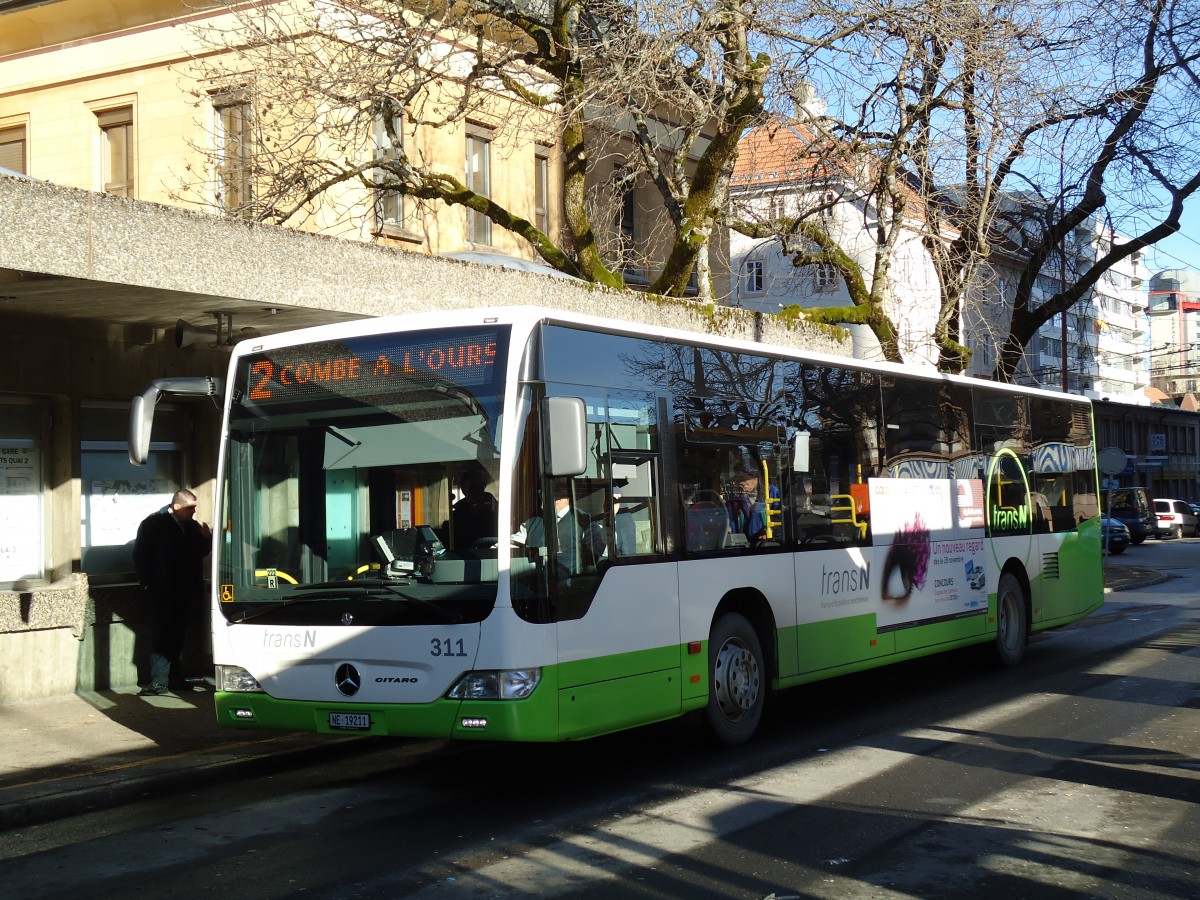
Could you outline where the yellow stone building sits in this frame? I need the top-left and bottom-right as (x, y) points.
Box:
(0, 0), (562, 260)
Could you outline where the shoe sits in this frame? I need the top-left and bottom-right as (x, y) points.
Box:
(138, 683), (169, 696)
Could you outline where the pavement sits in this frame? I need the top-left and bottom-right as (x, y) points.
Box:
(0, 681), (379, 832)
(0, 563), (1172, 832)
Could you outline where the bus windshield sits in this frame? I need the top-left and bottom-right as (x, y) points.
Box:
(216, 325), (510, 626)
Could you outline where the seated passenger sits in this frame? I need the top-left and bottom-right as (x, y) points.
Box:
(726, 469), (780, 546)
(512, 482), (596, 577)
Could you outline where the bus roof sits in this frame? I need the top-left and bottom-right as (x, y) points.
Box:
(229, 304), (1092, 408)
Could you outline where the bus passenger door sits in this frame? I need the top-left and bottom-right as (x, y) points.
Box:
(544, 387), (683, 740)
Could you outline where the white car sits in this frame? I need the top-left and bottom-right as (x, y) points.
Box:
(1153, 498), (1198, 539)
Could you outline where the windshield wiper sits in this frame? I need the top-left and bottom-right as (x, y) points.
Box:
(235, 580), (462, 624)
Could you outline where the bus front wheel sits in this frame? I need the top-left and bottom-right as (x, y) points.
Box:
(705, 612), (765, 746)
(994, 572), (1028, 667)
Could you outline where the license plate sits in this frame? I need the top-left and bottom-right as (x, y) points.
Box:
(329, 712), (371, 731)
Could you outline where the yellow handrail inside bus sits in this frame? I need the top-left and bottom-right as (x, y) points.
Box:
(830, 494), (867, 539)
(760, 459), (782, 540)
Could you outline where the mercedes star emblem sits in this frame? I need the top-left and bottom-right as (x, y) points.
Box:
(334, 662), (361, 696)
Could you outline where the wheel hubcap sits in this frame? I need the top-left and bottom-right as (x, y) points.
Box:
(713, 637), (760, 721)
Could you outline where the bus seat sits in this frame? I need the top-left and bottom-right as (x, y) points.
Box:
(686, 501), (729, 551)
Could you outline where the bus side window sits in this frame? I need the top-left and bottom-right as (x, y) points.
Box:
(682, 484), (729, 552)
(1034, 473), (1075, 533)
(1073, 477), (1098, 523)
(606, 455), (659, 558)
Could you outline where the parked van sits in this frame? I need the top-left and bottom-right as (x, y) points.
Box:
(1101, 487), (1156, 545)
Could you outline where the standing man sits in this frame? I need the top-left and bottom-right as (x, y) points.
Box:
(133, 489), (212, 696)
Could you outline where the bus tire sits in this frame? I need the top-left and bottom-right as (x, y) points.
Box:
(705, 612), (765, 746)
(994, 572), (1028, 667)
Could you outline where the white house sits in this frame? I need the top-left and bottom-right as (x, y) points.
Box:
(728, 119), (942, 368)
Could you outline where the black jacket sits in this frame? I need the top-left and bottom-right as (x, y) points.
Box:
(133, 506), (211, 593)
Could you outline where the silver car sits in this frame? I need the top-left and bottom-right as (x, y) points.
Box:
(1153, 498), (1198, 539)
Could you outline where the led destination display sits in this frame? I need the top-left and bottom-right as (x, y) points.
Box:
(238, 327), (508, 406)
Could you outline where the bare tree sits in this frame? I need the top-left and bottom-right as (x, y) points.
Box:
(737, 0), (1200, 378)
(176, 0), (840, 299)
(993, 0), (1200, 382)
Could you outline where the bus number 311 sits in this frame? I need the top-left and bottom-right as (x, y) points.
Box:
(431, 638), (469, 657)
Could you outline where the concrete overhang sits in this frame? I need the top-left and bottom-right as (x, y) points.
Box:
(0, 175), (425, 342)
(0, 173), (693, 346)
(0, 173), (849, 356)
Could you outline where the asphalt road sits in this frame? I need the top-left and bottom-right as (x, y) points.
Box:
(1, 540), (1197, 899)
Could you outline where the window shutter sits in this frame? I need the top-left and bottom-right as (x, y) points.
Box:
(0, 126), (27, 174)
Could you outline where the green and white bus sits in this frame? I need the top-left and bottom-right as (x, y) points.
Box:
(133, 306), (1104, 745)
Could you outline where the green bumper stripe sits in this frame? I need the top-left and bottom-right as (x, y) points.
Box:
(215, 680), (565, 742)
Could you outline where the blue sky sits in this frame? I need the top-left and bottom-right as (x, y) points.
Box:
(1143, 203), (1200, 276)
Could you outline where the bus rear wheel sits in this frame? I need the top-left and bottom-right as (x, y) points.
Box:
(705, 612), (765, 746)
(994, 572), (1028, 667)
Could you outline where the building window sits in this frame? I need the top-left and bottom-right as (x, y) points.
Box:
(768, 194), (786, 223)
(969, 335), (993, 370)
(615, 169), (636, 255)
(814, 262), (837, 291)
(96, 107), (134, 197)
(0, 124), (27, 174)
(818, 189), (836, 221)
(374, 115), (407, 230)
(534, 151), (549, 234)
(466, 129), (491, 245)
(743, 260), (764, 294)
(214, 98), (253, 214)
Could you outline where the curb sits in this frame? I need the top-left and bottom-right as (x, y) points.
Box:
(1103, 567), (1172, 593)
(0, 733), (373, 832)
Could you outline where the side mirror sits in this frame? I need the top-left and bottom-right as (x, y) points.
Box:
(544, 396), (587, 477)
(128, 376), (224, 465)
(128, 385), (163, 466)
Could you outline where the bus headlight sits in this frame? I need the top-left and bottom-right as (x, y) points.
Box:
(216, 665), (264, 693)
(447, 668), (541, 700)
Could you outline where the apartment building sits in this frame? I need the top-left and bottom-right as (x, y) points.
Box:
(0, 0), (560, 256)
(1009, 218), (1150, 403)
(1147, 268), (1200, 399)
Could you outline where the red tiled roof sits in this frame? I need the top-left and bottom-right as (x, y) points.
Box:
(731, 121), (840, 186)
(732, 117), (928, 221)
